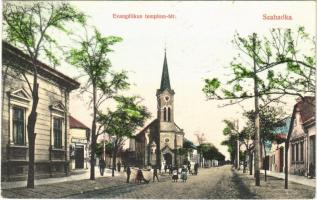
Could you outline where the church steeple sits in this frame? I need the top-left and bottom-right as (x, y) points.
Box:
(160, 49), (171, 91)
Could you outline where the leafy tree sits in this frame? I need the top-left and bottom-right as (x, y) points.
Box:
(221, 119), (242, 168)
(3, 2), (85, 188)
(203, 27), (315, 187)
(67, 29), (129, 180)
(195, 132), (207, 167)
(97, 96), (150, 176)
(244, 106), (285, 180)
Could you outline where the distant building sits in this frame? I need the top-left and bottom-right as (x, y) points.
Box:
(130, 50), (185, 167)
(69, 116), (90, 170)
(1, 41), (79, 181)
(289, 97), (315, 177)
(267, 117), (291, 173)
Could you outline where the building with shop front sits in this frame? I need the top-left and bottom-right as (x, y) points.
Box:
(1, 41), (79, 181)
(130, 50), (185, 168)
(289, 96), (315, 177)
(69, 116), (90, 170)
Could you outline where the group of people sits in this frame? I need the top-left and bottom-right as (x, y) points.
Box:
(98, 158), (123, 176)
(99, 157), (200, 184)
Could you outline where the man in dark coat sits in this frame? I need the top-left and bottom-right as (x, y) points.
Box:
(153, 166), (159, 182)
(194, 163), (199, 175)
(99, 158), (106, 176)
(117, 161), (121, 172)
(126, 166), (131, 183)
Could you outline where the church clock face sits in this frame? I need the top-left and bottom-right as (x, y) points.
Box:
(165, 138), (169, 143)
(165, 96), (170, 102)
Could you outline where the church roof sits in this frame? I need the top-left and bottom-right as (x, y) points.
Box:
(159, 50), (171, 91)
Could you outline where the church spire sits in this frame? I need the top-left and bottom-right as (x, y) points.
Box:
(160, 49), (171, 91)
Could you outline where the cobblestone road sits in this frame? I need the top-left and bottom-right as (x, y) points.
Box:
(67, 165), (257, 199)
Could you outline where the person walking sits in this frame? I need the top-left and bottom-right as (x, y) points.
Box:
(181, 166), (188, 182)
(153, 166), (159, 182)
(117, 161), (121, 172)
(126, 166), (131, 183)
(187, 162), (191, 174)
(194, 163), (198, 175)
(169, 164), (173, 175)
(99, 158), (106, 176)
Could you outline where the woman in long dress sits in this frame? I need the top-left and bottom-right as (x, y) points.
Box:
(181, 166), (188, 182)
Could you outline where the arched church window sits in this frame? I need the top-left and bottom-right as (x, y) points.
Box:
(168, 107), (171, 122)
(163, 107), (167, 121)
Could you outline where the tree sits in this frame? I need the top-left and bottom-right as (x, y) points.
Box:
(97, 96), (150, 176)
(67, 29), (129, 180)
(203, 27), (315, 186)
(3, 2), (85, 188)
(195, 132), (206, 166)
(244, 106), (285, 181)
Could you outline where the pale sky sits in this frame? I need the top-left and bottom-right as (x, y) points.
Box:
(53, 1), (316, 159)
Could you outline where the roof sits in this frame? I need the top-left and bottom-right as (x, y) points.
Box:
(159, 50), (171, 91)
(272, 117), (291, 135)
(69, 115), (90, 130)
(295, 96), (315, 124)
(2, 41), (80, 90)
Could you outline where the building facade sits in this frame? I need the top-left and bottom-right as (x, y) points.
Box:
(69, 116), (90, 170)
(267, 117), (291, 173)
(1, 41), (79, 181)
(289, 97), (315, 177)
(131, 50), (185, 168)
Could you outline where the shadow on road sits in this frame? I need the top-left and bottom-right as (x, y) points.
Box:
(231, 168), (257, 199)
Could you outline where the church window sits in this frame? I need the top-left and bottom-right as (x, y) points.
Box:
(165, 96), (170, 101)
(163, 107), (167, 121)
(168, 107), (171, 122)
(165, 138), (169, 143)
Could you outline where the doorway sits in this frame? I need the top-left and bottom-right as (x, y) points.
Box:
(279, 147), (284, 172)
(163, 153), (172, 166)
(75, 146), (84, 169)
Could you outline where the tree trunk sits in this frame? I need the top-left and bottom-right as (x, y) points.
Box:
(112, 143), (117, 177)
(243, 154), (247, 173)
(26, 74), (39, 189)
(249, 152), (253, 175)
(252, 33), (261, 186)
(264, 148), (267, 182)
(90, 83), (97, 180)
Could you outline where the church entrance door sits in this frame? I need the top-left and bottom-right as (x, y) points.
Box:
(163, 153), (172, 166)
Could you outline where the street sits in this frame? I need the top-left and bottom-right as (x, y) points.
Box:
(66, 165), (314, 199)
(2, 165), (315, 199)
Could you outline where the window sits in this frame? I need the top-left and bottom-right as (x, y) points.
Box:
(300, 141), (304, 161)
(53, 118), (62, 148)
(167, 107), (171, 122)
(295, 143), (299, 162)
(163, 107), (167, 121)
(12, 107), (25, 145)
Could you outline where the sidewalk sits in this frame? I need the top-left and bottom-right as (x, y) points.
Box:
(1, 171), (170, 198)
(1, 167), (119, 190)
(260, 169), (316, 187)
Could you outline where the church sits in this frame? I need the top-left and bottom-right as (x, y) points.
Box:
(129, 50), (185, 168)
